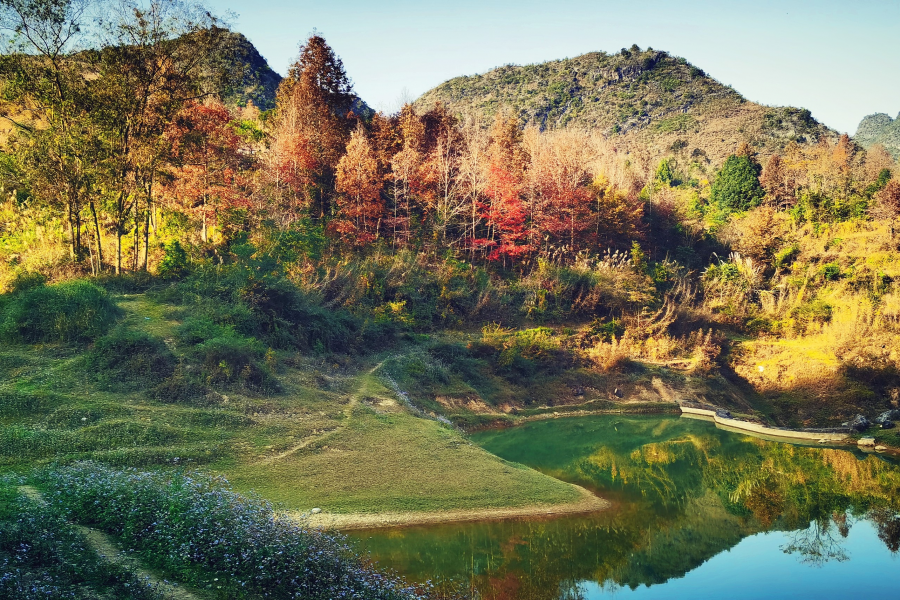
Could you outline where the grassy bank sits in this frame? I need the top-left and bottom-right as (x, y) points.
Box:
(0, 285), (587, 519)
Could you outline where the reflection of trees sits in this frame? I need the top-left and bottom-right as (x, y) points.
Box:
(781, 517), (850, 566)
(869, 507), (900, 553)
(364, 417), (900, 599)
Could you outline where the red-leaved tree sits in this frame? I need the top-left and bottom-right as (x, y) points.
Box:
(164, 101), (249, 242)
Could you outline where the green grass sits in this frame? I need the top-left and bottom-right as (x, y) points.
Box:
(0, 291), (583, 517)
(227, 406), (581, 514)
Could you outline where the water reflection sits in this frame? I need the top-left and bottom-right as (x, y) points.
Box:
(350, 415), (900, 600)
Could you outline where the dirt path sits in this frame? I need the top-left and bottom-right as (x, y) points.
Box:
(260, 361), (385, 464)
(290, 484), (609, 531)
(17, 486), (203, 600)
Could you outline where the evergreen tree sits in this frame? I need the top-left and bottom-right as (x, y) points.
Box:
(711, 154), (764, 211)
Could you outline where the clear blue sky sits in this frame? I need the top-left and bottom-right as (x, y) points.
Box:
(205, 0), (899, 134)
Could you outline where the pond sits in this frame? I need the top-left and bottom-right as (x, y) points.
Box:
(348, 415), (900, 600)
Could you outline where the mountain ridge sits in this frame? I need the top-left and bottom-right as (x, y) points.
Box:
(414, 46), (838, 166)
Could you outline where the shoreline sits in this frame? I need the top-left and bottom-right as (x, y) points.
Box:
(286, 484), (609, 531)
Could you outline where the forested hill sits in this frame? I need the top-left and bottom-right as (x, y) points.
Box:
(855, 112), (900, 159)
(206, 30), (282, 110)
(415, 45), (837, 166)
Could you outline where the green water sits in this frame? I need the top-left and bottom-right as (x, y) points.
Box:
(349, 415), (900, 600)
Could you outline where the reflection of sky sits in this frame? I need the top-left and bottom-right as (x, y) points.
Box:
(583, 519), (900, 599)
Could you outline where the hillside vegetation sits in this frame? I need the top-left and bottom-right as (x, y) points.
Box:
(2, 1), (900, 595)
(855, 112), (900, 159)
(415, 45), (836, 166)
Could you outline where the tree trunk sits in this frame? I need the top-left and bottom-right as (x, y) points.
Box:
(116, 229), (123, 275)
(143, 207), (150, 271)
(90, 201), (103, 271)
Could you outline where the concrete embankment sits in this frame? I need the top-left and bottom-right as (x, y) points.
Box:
(679, 404), (849, 442)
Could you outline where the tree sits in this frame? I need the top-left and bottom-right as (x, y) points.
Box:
(420, 104), (467, 249)
(271, 35), (357, 220)
(525, 129), (594, 259)
(92, 1), (225, 273)
(0, 0), (95, 262)
(388, 104), (425, 248)
(873, 179), (900, 221)
(760, 154), (796, 209)
(164, 100), (249, 243)
(456, 115), (489, 255)
(711, 154), (764, 211)
(334, 125), (382, 245)
(655, 158), (675, 186)
(483, 162), (529, 263)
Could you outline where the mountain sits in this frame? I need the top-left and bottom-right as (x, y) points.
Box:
(209, 30), (282, 111)
(854, 112), (900, 158)
(415, 46), (837, 166)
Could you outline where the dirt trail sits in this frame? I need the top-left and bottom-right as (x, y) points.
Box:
(260, 361), (385, 464)
(17, 486), (203, 600)
(292, 484), (609, 531)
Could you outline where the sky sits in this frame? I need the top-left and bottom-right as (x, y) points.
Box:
(204, 0), (900, 134)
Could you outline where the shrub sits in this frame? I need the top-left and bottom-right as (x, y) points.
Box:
(774, 245), (800, 269)
(0, 280), (119, 343)
(193, 335), (279, 392)
(157, 240), (188, 278)
(91, 330), (176, 391)
(790, 300), (832, 333)
(162, 260), (360, 353)
(820, 262), (842, 281)
(39, 464), (430, 600)
(175, 316), (234, 345)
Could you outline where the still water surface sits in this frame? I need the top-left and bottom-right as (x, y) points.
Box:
(349, 415), (900, 599)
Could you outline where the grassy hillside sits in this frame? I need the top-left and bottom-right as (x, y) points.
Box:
(0, 275), (587, 516)
(415, 46), (836, 166)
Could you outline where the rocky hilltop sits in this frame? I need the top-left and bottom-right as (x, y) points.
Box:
(208, 30), (282, 111)
(854, 112), (900, 158)
(415, 46), (837, 166)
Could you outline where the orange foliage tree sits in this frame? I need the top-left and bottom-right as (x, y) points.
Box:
(164, 101), (249, 242)
(269, 35), (358, 220)
(334, 126), (384, 245)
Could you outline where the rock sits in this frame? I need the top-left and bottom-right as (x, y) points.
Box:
(842, 414), (871, 432)
(310, 508), (322, 514)
(858, 437), (877, 447)
(875, 410), (900, 424)
(881, 421), (895, 429)
(818, 439), (829, 444)
(613, 388), (624, 398)
(572, 386), (585, 397)
(876, 445), (888, 452)
(715, 409), (733, 419)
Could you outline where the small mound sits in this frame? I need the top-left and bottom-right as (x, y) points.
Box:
(0, 280), (119, 344)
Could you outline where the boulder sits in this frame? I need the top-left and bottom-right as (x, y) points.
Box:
(881, 421), (895, 429)
(842, 414), (871, 432)
(875, 410), (900, 424)
(715, 409), (733, 419)
(858, 437), (877, 447)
